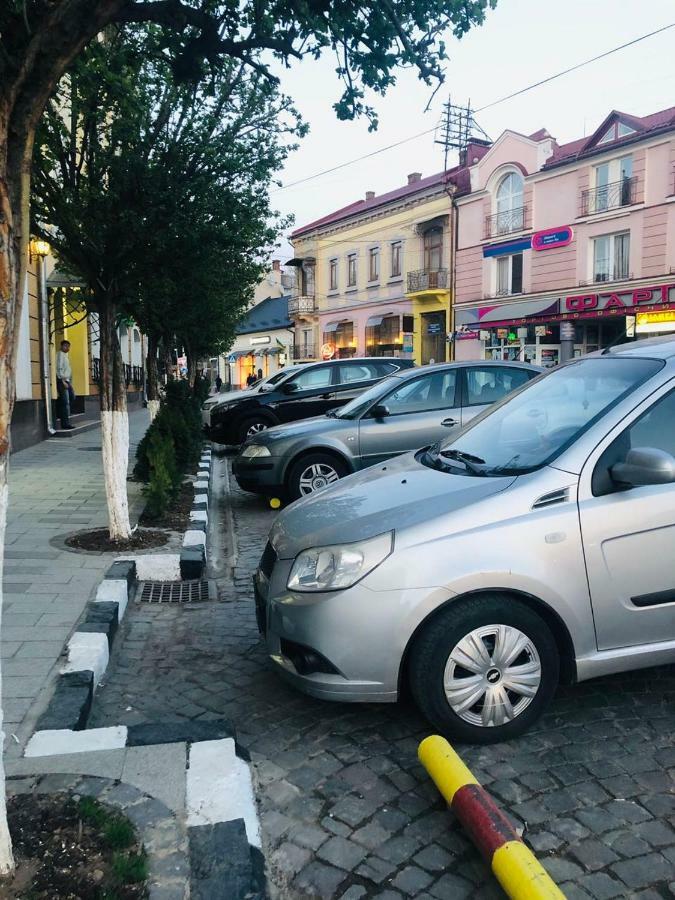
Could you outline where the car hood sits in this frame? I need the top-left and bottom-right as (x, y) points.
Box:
(270, 451), (516, 558)
(253, 414), (352, 447)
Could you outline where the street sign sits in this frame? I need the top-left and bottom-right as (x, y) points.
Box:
(228, 354), (236, 364)
(532, 225), (574, 251)
(321, 342), (335, 360)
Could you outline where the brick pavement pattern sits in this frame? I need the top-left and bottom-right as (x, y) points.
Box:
(2, 411), (150, 757)
(91, 451), (675, 899)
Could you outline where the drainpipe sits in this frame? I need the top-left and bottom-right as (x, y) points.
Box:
(450, 192), (459, 362)
(38, 257), (55, 435)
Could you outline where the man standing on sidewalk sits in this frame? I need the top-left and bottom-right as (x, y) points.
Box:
(56, 339), (75, 430)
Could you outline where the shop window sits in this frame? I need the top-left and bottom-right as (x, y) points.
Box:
(423, 227), (443, 271)
(365, 315), (402, 356)
(323, 321), (355, 358)
(329, 259), (338, 291)
(368, 247), (380, 282)
(391, 242), (402, 277)
(593, 232), (629, 283)
(496, 253), (523, 296)
(347, 254), (357, 287)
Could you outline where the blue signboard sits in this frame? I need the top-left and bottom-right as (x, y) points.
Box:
(483, 236), (533, 258)
(532, 226), (574, 251)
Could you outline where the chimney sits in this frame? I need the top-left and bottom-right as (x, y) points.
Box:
(365, 190), (375, 201)
(272, 259), (281, 272)
(407, 172), (422, 184)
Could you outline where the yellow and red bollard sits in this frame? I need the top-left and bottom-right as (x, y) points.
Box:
(419, 735), (566, 899)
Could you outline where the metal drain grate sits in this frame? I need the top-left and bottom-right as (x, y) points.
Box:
(139, 579), (210, 603)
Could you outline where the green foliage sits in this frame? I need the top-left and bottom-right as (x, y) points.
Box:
(76, 797), (136, 850)
(112, 850), (148, 885)
(144, 428), (179, 520)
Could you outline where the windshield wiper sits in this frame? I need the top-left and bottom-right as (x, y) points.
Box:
(439, 448), (486, 475)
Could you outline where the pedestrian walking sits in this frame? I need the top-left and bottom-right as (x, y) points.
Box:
(56, 339), (76, 430)
(246, 371), (256, 387)
(214, 374), (223, 393)
(257, 368), (263, 382)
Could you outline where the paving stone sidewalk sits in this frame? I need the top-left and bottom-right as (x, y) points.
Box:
(1, 410), (150, 757)
(90, 450), (675, 899)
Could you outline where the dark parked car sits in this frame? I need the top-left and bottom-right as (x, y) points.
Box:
(205, 357), (415, 444)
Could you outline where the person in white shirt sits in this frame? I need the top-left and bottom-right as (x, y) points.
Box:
(56, 339), (75, 430)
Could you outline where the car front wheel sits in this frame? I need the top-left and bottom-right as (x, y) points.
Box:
(409, 595), (559, 744)
(287, 452), (348, 500)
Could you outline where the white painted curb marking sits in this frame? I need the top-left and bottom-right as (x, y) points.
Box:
(183, 531), (206, 550)
(25, 726), (128, 757)
(119, 553), (182, 582)
(61, 632), (109, 686)
(194, 479), (209, 491)
(189, 510), (208, 523)
(95, 579), (128, 620)
(186, 738), (261, 847)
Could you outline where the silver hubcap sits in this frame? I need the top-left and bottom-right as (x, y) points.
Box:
(298, 463), (340, 495)
(443, 624), (541, 728)
(246, 422), (267, 438)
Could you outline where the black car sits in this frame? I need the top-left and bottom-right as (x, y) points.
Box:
(205, 357), (415, 444)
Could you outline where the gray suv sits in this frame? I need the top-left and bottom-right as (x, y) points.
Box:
(255, 337), (675, 743)
(233, 361), (539, 499)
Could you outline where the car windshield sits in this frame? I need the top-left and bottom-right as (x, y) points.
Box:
(255, 366), (300, 391)
(423, 356), (663, 476)
(333, 376), (397, 419)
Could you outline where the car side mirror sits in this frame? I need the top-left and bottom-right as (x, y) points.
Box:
(281, 381), (298, 394)
(610, 447), (675, 488)
(369, 404), (390, 419)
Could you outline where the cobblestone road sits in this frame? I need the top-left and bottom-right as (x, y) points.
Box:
(91, 449), (675, 899)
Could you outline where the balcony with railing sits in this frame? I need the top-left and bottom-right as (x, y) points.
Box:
(406, 268), (449, 294)
(580, 177), (637, 216)
(293, 343), (316, 360)
(288, 295), (316, 317)
(484, 206), (528, 239)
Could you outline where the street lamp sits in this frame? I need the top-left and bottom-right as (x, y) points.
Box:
(30, 237), (51, 260)
(30, 237), (55, 434)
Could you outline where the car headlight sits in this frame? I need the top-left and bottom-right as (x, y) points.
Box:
(241, 444), (271, 459)
(287, 531), (393, 592)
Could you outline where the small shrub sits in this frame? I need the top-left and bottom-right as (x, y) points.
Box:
(77, 796), (107, 828)
(112, 850), (148, 885)
(103, 816), (135, 850)
(143, 428), (178, 520)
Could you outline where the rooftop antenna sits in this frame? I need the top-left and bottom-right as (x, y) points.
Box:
(435, 97), (491, 172)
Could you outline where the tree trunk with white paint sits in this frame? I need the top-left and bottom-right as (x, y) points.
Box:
(98, 299), (132, 541)
(146, 333), (160, 421)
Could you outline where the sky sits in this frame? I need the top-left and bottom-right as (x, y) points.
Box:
(267, 0), (675, 260)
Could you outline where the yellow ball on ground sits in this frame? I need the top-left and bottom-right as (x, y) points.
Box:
(270, 497), (281, 509)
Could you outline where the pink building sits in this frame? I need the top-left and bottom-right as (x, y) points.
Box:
(452, 107), (675, 367)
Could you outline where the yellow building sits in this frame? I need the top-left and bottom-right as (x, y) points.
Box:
(11, 242), (146, 451)
(287, 171), (455, 365)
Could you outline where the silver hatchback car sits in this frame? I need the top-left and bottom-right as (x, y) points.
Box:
(255, 337), (675, 743)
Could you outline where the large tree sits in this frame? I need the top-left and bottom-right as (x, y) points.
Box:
(0, 0), (496, 873)
(32, 26), (299, 538)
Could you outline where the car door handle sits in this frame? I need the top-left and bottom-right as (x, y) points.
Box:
(441, 418), (458, 427)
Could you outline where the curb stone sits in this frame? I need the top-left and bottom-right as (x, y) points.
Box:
(20, 718), (264, 899)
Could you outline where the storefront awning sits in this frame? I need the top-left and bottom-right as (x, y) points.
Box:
(365, 315), (384, 328)
(285, 256), (316, 267)
(456, 297), (561, 328)
(323, 321), (339, 333)
(267, 346), (282, 355)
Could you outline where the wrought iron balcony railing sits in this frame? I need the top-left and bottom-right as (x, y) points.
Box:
(581, 177), (637, 216)
(484, 206), (527, 239)
(293, 344), (316, 360)
(288, 295), (316, 316)
(406, 268), (449, 293)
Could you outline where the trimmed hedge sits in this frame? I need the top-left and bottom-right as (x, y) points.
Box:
(135, 380), (204, 519)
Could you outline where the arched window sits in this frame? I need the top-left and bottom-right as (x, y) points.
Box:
(495, 172), (524, 234)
